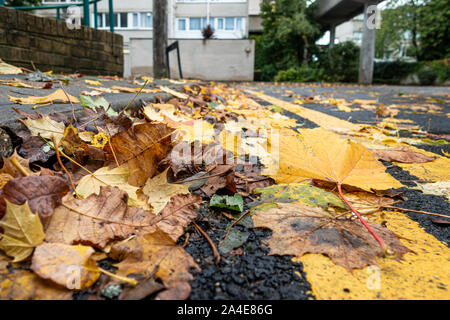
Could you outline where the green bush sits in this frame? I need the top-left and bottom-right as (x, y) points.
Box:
(418, 68), (438, 85)
(315, 42), (360, 83)
(373, 61), (422, 84)
(429, 59), (450, 82)
(274, 64), (324, 82)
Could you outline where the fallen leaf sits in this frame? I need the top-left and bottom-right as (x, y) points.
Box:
(85, 79), (102, 86)
(0, 175), (69, 223)
(254, 183), (346, 210)
(31, 243), (100, 290)
(142, 168), (190, 214)
(264, 128), (404, 192)
(371, 147), (437, 163)
(9, 89), (79, 105)
(45, 186), (153, 249)
(75, 166), (149, 209)
(159, 86), (189, 99)
(155, 281), (191, 300)
(252, 202), (411, 269)
(0, 174), (13, 190)
(21, 114), (65, 145)
(105, 122), (174, 186)
(145, 193), (201, 241)
(0, 150), (36, 178)
(200, 165), (236, 197)
(0, 59), (23, 74)
(210, 194), (244, 212)
(0, 269), (72, 300)
(413, 181), (450, 201)
(109, 229), (200, 287)
(119, 277), (164, 300)
(0, 201), (45, 262)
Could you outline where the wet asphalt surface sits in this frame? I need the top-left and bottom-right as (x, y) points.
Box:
(1, 78), (449, 300)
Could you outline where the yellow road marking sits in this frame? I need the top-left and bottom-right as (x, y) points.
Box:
(294, 210), (450, 300)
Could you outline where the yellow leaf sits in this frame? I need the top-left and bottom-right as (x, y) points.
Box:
(0, 59), (23, 75)
(75, 166), (149, 209)
(9, 89), (79, 105)
(31, 243), (100, 290)
(142, 168), (190, 214)
(264, 128), (403, 192)
(0, 201), (45, 262)
(159, 86), (189, 99)
(21, 115), (65, 145)
(0, 269), (72, 300)
(84, 79), (102, 86)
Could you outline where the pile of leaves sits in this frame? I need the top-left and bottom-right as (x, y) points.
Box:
(0, 79), (446, 300)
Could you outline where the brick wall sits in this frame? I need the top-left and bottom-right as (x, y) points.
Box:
(0, 6), (123, 76)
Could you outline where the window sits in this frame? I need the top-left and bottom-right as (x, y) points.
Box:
(141, 12), (153, 29)
(120, 13), (128, 28)
(175, 17), (245, 36)
(96, 12), (153, 30)
(217, 18), (224, 30)
(225, 17), (234, 30)
(178, 19), (187, 31)
(189, 18), (201, 30)
(132, 13), (139, 28)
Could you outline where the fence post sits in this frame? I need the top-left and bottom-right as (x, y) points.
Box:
(94, 0), (98, 29)
(83, 0), (90, 27)
(109, 0), (114, 33)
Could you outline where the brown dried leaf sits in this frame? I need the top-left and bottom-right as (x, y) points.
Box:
(200, 165), (236, 197)
(142, 193), (201, 242)
(109, 229), (200, 287)
(45, 186), (153, 249)
(0, 175), (69, 222)
(105, 122), (174, 186)
(252, 202), (411, 270)
(371, 147), (437, 163)
(0, 150), (36, 178)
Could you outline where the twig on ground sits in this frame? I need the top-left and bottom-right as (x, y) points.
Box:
(222, 209), (250, 243)
(193, 221), (221, 263)
(52, 137), (79, 198)
(382, 205), (450, 219)
(59, 81), (77, 122)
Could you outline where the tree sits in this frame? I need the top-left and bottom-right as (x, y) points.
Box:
(153, 0), (168, 79)
(376, 0), (450, 61)
(255, 0), (323, 80)
(417, 0), (450, 60)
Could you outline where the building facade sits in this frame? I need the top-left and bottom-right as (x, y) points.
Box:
(41, 0), (257, 78)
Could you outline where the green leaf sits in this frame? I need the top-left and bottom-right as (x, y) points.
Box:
(210, 194), (244, 212)
(219, 228), (249, 254)
(253, 183), (346, 210)
(80, 95), (117, 117)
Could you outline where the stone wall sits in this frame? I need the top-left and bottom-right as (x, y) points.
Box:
(0, 6), (123, 76)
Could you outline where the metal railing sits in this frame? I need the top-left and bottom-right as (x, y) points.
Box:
(0, 0), (115, 33)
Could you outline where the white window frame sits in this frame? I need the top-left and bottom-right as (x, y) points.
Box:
(174, 16), (246, 39)
(94, 12), (153, 30)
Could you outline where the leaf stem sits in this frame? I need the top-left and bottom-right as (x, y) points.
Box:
(10, 156), (30, 177)
(98, 267), (138, 286)
(337, 183), (388, 253)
